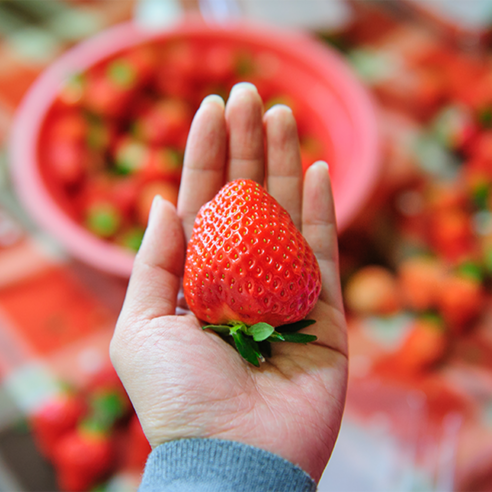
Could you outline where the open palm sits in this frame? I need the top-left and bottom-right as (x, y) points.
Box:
(110, 83), (348, 482)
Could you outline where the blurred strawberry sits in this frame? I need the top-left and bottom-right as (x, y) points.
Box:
(84, 199), (122, 239)
(48, 111), (87, 143)
(85, 366), (131, 430)
(133, 99), (192, 146)
(116, 226), (145, 253)
(395, 315), (448, 374)
(162, 41), (198, 79)
(125, 413), (151, 472)
(438, 270), (484, 334)
(30, 392), (86, 460)
(53, 420), (114, 492)
(84, 63), (138, 119)
(119, 45), (158, 86)
(113, 136), (149, 176)
(141, 147), (183, 183)
(427, 209), (474, 262)
(398, 255), (446, 312)
(46, 141), (87, 186)
(136, 181), (180, 227)
(200, 45), (238, 81)
(110, 177), (141, 218)
(344, 265), (401, 316)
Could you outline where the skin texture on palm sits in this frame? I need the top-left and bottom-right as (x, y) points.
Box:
(110, 83), (348, 482)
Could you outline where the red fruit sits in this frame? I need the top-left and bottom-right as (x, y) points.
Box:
(438, 273), (484, 333)
(134, 99), (192, 146)
(395, 316), (448, 374)
(200, 45), (238, 81)
(47, 141), (86, 186)
(141, 147), (183, 183)
(49, 112), (87, 143)
(110, 177), (140, 218)
(30, 393), (86, 459)
(115, 45), (158, 86)
(125, 414), (151, 472)
(113, 136), (149, 175)
(344, 265), (401, 316)
(84, 366), (131, 430)
(136, 181), (180, 227)
(84, 71), (133, 118)
(183, 179), (321, 327)
(398, 256), (445, 311)
(162, 41), (197, 79)
(427, 209), (474, 262)
(53, 423), (114, 492)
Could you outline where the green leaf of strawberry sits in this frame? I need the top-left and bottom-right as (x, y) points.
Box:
(231, 331), (261, 367)
(277, 319), (316, 333)
(246, 322), (275, 341)
(279, 333), (317, 344)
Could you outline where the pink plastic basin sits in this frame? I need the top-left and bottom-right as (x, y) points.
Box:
(9, 18), (380, 277)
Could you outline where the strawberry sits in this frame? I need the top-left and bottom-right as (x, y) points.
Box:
(46, 140), (87, 186)
(344, 265), (401, 316)
(125, 413), (151, 472)
(393, 314), (448, 375)
(183, 179), (321, 365)
(437, 269), (484, 334)
(398, 255), (446, 312)
(136, 181), (180, 227)
(84, 200), (122, 238)
(30, 392), (86, 460)
(133, 98), (192, 146)
(53, 420), (114, 492)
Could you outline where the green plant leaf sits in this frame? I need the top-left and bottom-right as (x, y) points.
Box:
(247, 322), (275, 341)
(266, 332), (286, 342)
(277, 319), (316, 333)
(231, 331), (261, 367)
(281, 333), (317, 344)
(258, 340), (272, 358)
(202, 324), (232, 334)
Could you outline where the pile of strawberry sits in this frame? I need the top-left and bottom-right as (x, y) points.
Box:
(29, 366), (150, 492)
(40, 39), (325, 252)
(341, 40), (492, 378)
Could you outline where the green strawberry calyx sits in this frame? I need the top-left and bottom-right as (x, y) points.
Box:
(202, 319), (317, 367)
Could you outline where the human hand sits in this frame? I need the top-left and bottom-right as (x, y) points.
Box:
(110, 83), (348, 482)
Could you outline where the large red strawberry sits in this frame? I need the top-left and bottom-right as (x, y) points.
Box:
(183, 179), (321, 365)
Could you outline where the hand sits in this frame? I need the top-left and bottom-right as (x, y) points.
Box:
(110, 83), (348, 482)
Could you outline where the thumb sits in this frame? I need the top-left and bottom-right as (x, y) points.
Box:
(119, 195), (185, 324)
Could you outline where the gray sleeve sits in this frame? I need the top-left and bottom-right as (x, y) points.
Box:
(138, 438), (317, 492)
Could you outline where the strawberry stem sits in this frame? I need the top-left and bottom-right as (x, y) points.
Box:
(202, 319), (318, 366)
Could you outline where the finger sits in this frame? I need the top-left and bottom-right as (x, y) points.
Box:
(118, 196), (185, 324)
(264, 104), (303, 230)
(225, 82), (265, 184)
(302, 161), (344, 313)
(178, 95), (227, 242)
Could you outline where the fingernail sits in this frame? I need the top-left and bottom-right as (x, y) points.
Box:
(230, 81), (258, 96)
(148, 194), (163, 223)
(200, 94), (225, 109)
(266, 103), (292, 114)
(313, 160), (329, 171)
